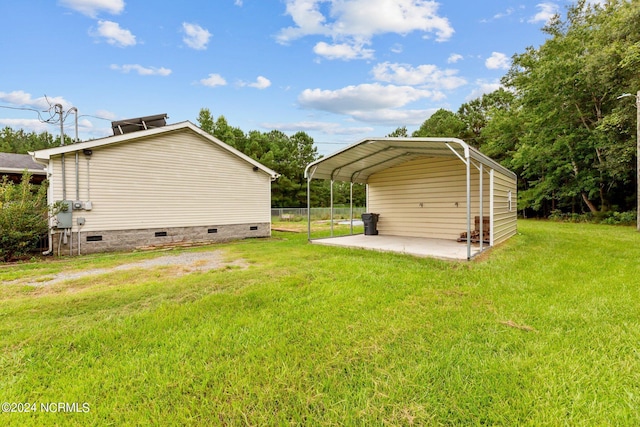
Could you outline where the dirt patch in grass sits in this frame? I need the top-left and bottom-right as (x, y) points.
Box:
(3, 251), (248, 287)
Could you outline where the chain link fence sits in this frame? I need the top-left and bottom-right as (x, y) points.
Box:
(271, 207), (366, 221)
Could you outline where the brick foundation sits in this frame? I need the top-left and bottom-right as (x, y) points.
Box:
(51, 223), (271, 256)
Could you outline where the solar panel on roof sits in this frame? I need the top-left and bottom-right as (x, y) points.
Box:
(111, 114), (168, 135)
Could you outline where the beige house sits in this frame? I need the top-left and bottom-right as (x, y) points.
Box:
(31, 119), (278, 255)
(305, 138), (517, 260)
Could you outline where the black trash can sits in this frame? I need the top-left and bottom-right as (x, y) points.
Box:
(361, 213), (379, 235)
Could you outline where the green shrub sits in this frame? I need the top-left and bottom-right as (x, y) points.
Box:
(548, 209), (636, 226)
(599, 211), (637, 226)
(0, 172), (50, 261)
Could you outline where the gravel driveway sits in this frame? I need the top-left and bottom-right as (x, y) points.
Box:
(5, 250), (246, 287)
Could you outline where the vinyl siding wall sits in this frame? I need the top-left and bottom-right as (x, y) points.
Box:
(48, 129), (272, 233)
(367, 156), (494, 241)
(491, 169), (517, 245)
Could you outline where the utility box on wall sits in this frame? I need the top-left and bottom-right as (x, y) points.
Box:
(56, 200), (73, 229)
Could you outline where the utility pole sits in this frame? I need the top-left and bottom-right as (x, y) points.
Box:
(636, 90), (639, 232)
(617, 91), (640, 231)
(56, 104), (65, 146)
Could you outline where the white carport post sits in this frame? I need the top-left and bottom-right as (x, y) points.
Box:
(490, 169), (495, 247)
(466, 154), (471, 260)
(480, 163), (484, 252)
(470, 160), (487, 255)
(306, 165), (317, 241)
(330, 179), (334, 237)
(446, 142), (472, 260)
(350, 182), (354, 235)
(307, 174), (312, 241)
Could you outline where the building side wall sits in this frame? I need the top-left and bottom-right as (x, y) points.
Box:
(48, 129), (272, 234)
(367, 157), (491, 240)
(492, 170), (518, 245)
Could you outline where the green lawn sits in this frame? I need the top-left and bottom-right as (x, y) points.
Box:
(1, 220), (640, 425)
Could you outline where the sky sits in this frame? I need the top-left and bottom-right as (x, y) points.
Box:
(0, 0), (603, 155)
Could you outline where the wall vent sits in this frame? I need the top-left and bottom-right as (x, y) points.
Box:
(250, 226), (258, 231)
(155, 231), (167, 237)
(86, 235), (102, 242)
(208, 228), (218, 234)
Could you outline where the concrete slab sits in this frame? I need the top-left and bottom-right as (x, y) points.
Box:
(310, 234), (484, 260)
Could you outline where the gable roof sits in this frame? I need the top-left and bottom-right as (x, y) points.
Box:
(0, 152), (46, 175)
(31, 121), (279, 180)
(305, 137), (516, 184)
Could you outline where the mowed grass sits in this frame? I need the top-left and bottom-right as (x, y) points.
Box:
(1, 220), (640, 425)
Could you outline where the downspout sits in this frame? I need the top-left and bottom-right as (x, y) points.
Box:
(86, 152), (91, 200)
(71, 107), (79, 201)
(70, 107), (80, 256)
(57, 104), (69, 256)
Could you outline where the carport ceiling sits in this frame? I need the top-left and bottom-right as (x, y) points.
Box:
(305, 137), (514, 184)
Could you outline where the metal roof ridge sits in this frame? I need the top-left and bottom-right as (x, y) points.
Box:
(30, 121), (280, 180)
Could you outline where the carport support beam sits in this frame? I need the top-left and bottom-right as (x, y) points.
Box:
(479, 163), (483, 252)
(445, 142), (472, 259)
(307, 175), (311, 241)
(330, 180), (334, 237)
(350, 182), (354, 235)
(466, 153), (471, 260)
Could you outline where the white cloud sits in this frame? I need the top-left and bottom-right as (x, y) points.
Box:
(348, 108), (436, 125)
(92, 20), (136, 47)
(299, 83), (436, 113)
(529, 3), (559, 24)
(277, 0), (454, 60)
(277, 0), (331, 43)
(447, 53), (463, 64)
(95, 109), (118, 120)
(465, 80), (502, 101)
(200, 74), (227, 87)
(261, 121), (374, 135)
(371, 62), (467, 90)
(0, 118), (51, 133)
(110, 64), (172, 76)
(0, 90), (73, 110)
(234, 0), (243, 5)
(59, 0), (125, 18)
(485, 52), (510, 70)
(313, 41), (374, 60)
(238, 76), (272, 89)
(493, 7), (514, 20)
(182, 23), (212, 50)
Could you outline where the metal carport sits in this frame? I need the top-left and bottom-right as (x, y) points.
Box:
(304, 137), (517, 260)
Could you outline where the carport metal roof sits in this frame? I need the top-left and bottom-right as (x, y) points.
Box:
(304, 137), (515, 184)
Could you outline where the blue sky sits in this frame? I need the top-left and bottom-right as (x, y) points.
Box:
(0, 0), (601, 155)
